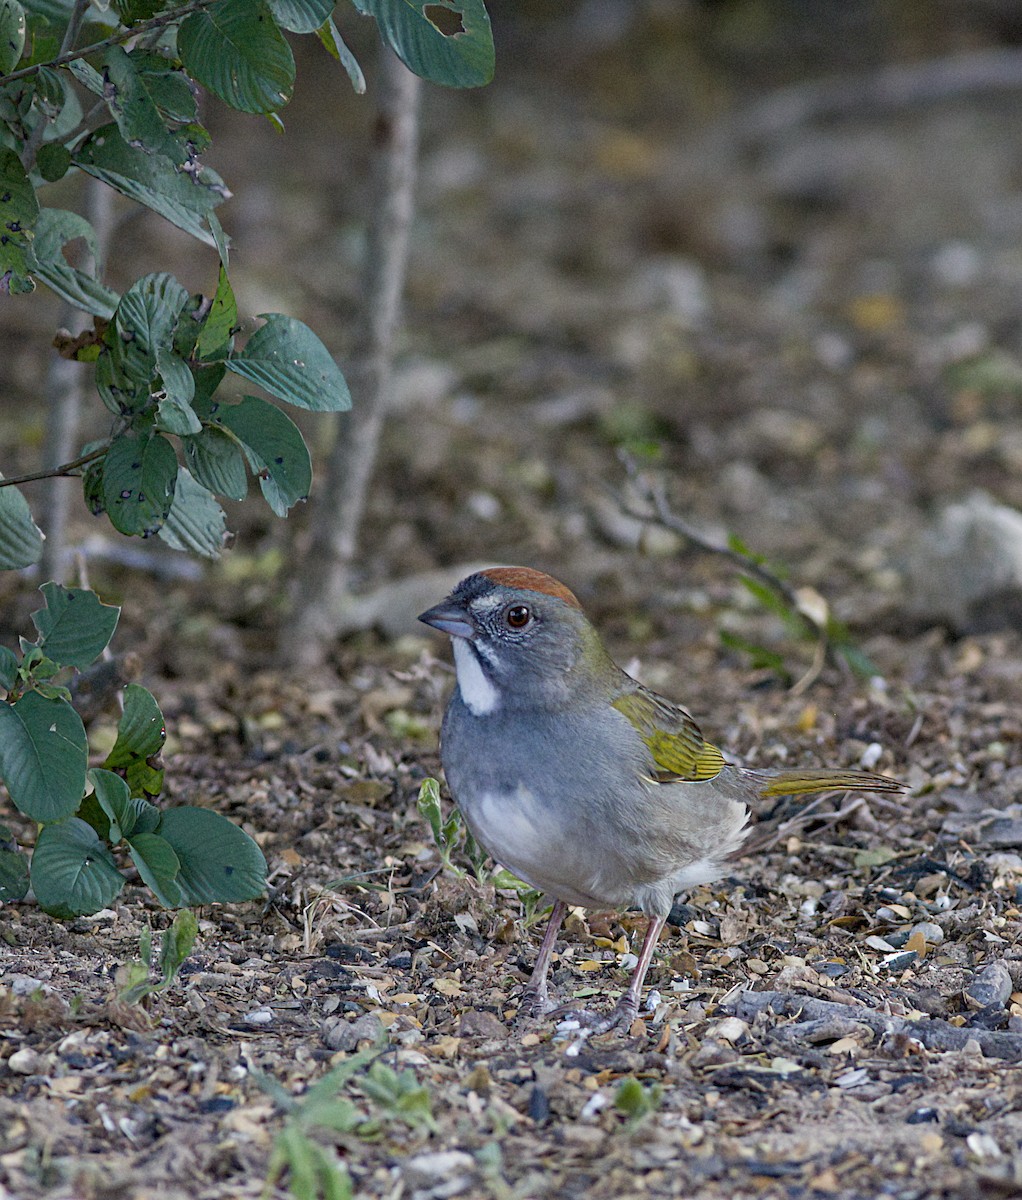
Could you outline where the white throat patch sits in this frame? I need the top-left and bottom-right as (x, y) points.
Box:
(452, 639), (500, 716)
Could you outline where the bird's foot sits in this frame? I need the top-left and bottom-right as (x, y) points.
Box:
(551, 995), (640, 1035)
(517, 986), (555, 1019)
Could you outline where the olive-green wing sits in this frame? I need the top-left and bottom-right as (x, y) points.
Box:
(612, 684), (725, 783)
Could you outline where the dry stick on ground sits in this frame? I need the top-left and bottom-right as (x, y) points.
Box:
(282, 47), (421, 668)
(617, 457), (833, 693)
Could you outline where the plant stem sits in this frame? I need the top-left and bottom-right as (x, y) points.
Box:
(0, 0), (219, 88)
(0, 446), (107, 489)
(281, 47), (421, 666)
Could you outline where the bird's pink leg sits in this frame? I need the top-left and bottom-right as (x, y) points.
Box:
(608, 914), (667, 1028)
(519, 899), (568, 1017)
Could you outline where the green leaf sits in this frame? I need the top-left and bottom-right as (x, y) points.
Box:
(75, 124), (229, 246)
(155, 352), (201, 434)
(267, 0), (333, 33)
(26, 208), (119, 317)
(0, 846), (29, 902)
(0, 644), (17, 690)
(0, 480), (44, 568)
(317, 16), (364, 93)
(177, 0), (295, 114)
(214, 395), (311, 516)
(416, 777), (443, 845)
(128, 831), (183, 907)
(102, 430), (178, 537)
(102, 45), (188, 164)
(0, 148), (39, 295)
(157, 806), (266, 904)
(30, 818), (124, 918)
(129, 51), (198, 125)
(183, 424), (248, 500)
(115, 271), (191, 364)
(853, 846), (898, 870)
(0, 692), (86, 821)
(88, 767), (160, 841)
(226, 313), (350, 411)
(35, 141), (71, 182)
(355, 0), (493, 88)
(0, 0), (26, 73)
(30, 582), (120, 669)
(196, 265), (237, 361)
(158, 466), (227, 559)
(104, 683), (166, 798)
(160, 908), (198, 979)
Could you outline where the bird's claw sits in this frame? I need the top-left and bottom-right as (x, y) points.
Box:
(517, 987), (555, 1019)
(551, 997), (640, 1035)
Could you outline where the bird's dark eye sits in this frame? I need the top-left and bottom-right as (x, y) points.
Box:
(506, 604), (531, 629)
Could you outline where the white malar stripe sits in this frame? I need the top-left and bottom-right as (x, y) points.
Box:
(452, 638), (500, 715)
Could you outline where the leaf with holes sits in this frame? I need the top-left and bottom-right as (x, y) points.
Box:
(0, 693), (87, 822)
(102, 431), (178, 537)
(26, 208), (119, 318)
(0, 0), (26, 74)
(30, 818), (124, 918)
(214, 395), (311, 516)
(30, 583), (120, 669)
(158, 807), (266, 904)
(226, 313), (350, 411)
(178, 0), (295, 114)
(354, 0), (493, 88)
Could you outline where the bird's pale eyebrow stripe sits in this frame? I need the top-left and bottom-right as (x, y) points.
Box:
(480, 567), (582, 609)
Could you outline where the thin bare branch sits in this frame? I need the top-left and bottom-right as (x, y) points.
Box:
(0, 446), (107, 489)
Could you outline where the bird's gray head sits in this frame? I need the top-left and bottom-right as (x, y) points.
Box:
(418, 567), (609, 713)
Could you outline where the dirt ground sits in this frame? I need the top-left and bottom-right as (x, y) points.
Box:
(3, 4), (1022, 1198)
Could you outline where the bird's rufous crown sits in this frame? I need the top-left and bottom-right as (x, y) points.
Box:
(480, 567), (582, 610)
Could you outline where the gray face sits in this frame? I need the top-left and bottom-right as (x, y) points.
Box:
(419, 575), (587, 709)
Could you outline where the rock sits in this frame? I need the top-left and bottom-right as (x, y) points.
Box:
(457, 1009), (508, 1040)
(904, 492), (1022, 632)
(8, 1048), (43, 1075)
(910, 922), (945, 946)
(402, 1150), (475, 1193)
(322, 1013), (384, 1052)
(966, 962), (1013, 1010)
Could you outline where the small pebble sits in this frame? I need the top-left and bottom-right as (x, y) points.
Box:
(966, 961), (1012, 1009)
(708, 1017), (748, 1044)
(322, 1013), (384, 1051)
(402, 1150), (475, 1191)
(242, 1008), (273, 1025)
(911, 922), (944, 946)
(458, 1009), (507, 1040)
(8, 1048), (43, 1075)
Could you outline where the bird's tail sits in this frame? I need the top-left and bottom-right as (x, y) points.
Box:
(754, 768), (904, 799)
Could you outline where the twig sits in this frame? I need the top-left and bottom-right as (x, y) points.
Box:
(617, 453), (833, 688)
(0, 446), (107, 488)
(0, 0), (220, 87)
(282, 47), (422, 666)
(729, 990), (1022, 1062)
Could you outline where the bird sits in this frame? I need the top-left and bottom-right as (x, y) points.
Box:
(418, 566), (904, 1030)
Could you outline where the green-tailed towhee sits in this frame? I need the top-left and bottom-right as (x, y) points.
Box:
(419, 566), (903, 1030)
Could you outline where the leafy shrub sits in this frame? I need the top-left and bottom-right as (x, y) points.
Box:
(0, 582), (266, 915)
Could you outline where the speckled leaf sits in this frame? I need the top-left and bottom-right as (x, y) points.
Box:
(158, 467), (227, 559)
(104, 682), (166, 798)
(0, 148), (39, 294)
(226, 313), (350, 411)
(101, 430), (178, 537)
(214, 395), (311, 516)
